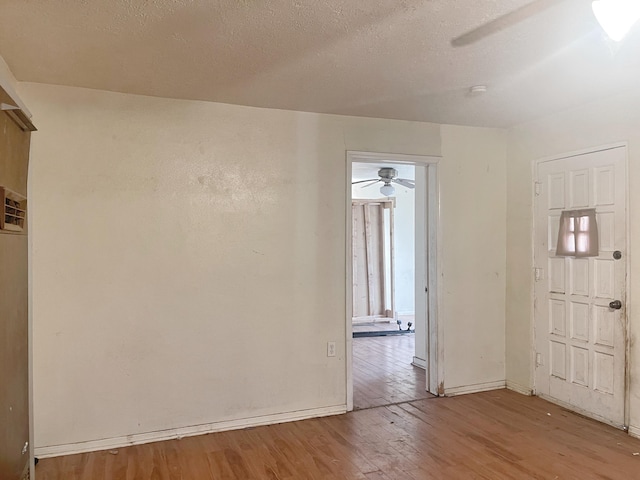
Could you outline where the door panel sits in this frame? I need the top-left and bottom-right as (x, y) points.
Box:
(535, 147), (626, 426)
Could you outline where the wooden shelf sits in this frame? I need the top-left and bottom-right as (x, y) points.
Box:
(1, 187), (26, 233)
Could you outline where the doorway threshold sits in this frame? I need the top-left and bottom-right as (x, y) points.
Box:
(353, 330), (415, 338)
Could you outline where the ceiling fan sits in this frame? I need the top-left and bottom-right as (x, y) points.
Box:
(450, 0), (640, 47)
(352, 167), (415, 197)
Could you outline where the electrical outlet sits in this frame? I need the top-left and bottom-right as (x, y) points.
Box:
(327, 341), (336, 357)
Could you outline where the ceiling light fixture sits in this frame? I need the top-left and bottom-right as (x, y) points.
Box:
(380, 183), (395, 197)
(592, 0), (640, 41)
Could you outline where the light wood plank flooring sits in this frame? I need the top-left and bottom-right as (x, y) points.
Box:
(37, 389), (640, 479)
(353, 334), (433, 410)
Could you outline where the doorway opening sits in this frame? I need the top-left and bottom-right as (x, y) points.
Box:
(346, 151), (441, 411)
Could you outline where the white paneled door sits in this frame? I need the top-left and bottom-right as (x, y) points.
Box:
(534, 146), (627, 427)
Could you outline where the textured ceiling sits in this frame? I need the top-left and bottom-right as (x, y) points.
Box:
(1, 0), (640, 127)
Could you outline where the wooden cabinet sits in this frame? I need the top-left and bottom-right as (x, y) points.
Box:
(0, 87), (34, 480)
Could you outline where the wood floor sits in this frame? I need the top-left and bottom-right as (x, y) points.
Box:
(37, 389), (640, 479)
(353, 334), (432, 410)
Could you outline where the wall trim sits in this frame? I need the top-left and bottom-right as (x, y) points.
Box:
(412, 356), (427, 369)
(627, 425), (640, 440)
(506, 381), (533, 396)
(537, 393), (624, 430)
(35, 404), (346, 459)
(534, 141), (628, 166)
(444, 380), (506, 397)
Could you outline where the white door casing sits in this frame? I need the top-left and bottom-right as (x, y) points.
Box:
(346, 151), (442, 410)
(534, 146), (627, 427)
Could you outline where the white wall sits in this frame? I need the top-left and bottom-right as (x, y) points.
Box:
(22, 82), (508, 454)
(506, 88), (640, 429)
(440, 125), (507, 393)
(352, 177), (415, 315)
(391, 184), (416, 315)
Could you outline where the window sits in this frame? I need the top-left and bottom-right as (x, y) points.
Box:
(556, 209), (598, 257)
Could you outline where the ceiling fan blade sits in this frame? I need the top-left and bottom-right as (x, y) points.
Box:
(361, 179), (382, 188)
(392, 178), (415, 189)
(451, 0), (562, 47)
(352, 178), (379, 185)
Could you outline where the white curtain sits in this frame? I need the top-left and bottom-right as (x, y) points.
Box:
(556, 208), (599, 257)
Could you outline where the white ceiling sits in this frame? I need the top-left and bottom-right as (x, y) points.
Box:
(1, 0), (640, 127)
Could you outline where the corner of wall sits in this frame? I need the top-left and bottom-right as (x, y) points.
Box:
(506, 380), (533, 396)
(503, 128), (535, 392)
(439, 123), (509, 391)
(0, 56), (32, 117)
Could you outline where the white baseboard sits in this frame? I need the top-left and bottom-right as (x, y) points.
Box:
(537, 393), (624, 430)
(412, 356), (427, 369)
(628, 425), (640, 439)
(444, 380), (506, 397)
(35, 404), (347, 459)
(352, 316), (391, 324)
(506, 381), (533, 396)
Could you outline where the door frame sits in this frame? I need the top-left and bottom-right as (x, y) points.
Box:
(345, 151), (442, 410)
(532, 142), (630, 428)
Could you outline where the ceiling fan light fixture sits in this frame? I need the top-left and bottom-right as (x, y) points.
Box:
(380, 184), (395, 197)
(592, 0), (640, 41)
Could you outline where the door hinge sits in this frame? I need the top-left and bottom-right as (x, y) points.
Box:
(534, 181), (542, 196)
(534, 268), (543, 281)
